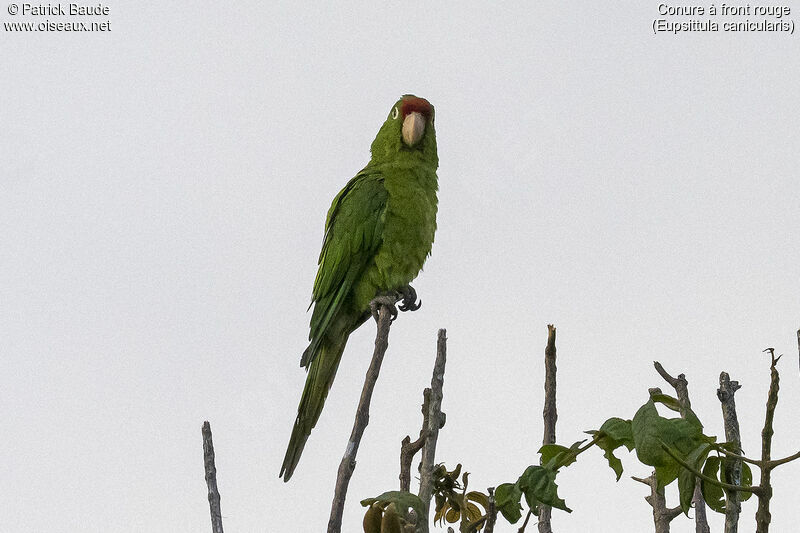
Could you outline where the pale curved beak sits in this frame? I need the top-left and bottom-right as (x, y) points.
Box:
(402, 112), (426, 147)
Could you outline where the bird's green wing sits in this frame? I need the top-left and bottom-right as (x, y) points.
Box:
(301, 169), (387, 367)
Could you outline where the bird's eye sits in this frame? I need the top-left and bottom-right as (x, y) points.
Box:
(391, 107), (399, 119)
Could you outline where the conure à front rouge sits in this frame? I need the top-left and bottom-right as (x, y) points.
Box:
(280, 95), (439, 481)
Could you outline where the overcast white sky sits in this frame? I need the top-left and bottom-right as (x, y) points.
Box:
(2, 2), (799, 532)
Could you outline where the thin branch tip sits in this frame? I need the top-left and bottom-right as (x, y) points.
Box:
(202, 421), (224, 533)
(328, 304), (394, 532)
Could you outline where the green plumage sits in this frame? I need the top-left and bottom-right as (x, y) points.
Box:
(280, 95), (439, 481)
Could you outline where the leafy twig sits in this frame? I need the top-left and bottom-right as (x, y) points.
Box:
(764, 450), (800, 468)
(518, 509), (533, 533)
(660, 444), (761, 496)
(711, 446), (760, 466)
(653, 361), (709, 533)
(711, 446), (800, 469)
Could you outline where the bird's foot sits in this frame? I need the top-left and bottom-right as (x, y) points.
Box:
(370, 293), (399, 323)
(370, 285), (422, 323)
(398, 284), (422, 312)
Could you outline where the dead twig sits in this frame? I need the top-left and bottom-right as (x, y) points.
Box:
(755, 348), (781, 533)
(327, 305), (393, 533)
(717, 372), (743, 533)
(538, 325), (557, 533)
(418, 329), (448, 532)
(202, 421), (224, 533)
(484, 487), (497, 533)
(632, 474), (682, 532)
(400, 389), (431, 492)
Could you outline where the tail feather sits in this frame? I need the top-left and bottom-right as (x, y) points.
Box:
(280, 336), (348, 481)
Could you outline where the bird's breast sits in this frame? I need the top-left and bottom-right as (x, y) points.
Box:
(373, 169), (438, 290)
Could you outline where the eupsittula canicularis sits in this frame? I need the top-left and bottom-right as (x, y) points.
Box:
(280, 95), (438, 481)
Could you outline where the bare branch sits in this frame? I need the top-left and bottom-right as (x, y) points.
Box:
(653, 362), (690, 412)
(542, 325), (558, 444)
(484, 487), (497, 533)
(538, 324), (557, 533)
(637, 472), (679, 533)
(666, 507), (684, 521)
(692, 484), (710, 533)
(327, 305), (393, 533)
(202, 421), (224, 533)
(755, 349), (781, 533)
(418, 329), (448, 531)
(718, 372), (743, 533)
(400, 389), (431, 492)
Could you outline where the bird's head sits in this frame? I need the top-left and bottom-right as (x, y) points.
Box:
(396, 95), (434, 147)
(370, 95), (437, 165)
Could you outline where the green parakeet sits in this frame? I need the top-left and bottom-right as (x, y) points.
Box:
(280, 95), (439, 481)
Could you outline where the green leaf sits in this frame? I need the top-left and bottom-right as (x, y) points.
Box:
(701, 456), (725, 513)
(702, 453), (755, 515)
(631, 400), (674, 466)
(719, 456), (753, 502)
(539, 444), (569, 467)
(539, 440), (584, 469)
(683, 407), (705, 432)
(360, 490), (426, 521)
(654, 463), (679, 488)
(494, 483), (522, 524)
(740, 462), (753, 502)
(631, 398), (708, 489)
(649, 393), (682, 413)
(596, 417), (635, 450)
(518, 465), (572, 513)
(602, 447), (625, 481)
(587, 418), (634, 481)
(677, 443), (711, 514)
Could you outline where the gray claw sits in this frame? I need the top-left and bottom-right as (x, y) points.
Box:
(398, 285), (422, 312)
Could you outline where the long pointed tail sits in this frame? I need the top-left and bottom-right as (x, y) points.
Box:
(280, 336), (348, 481)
